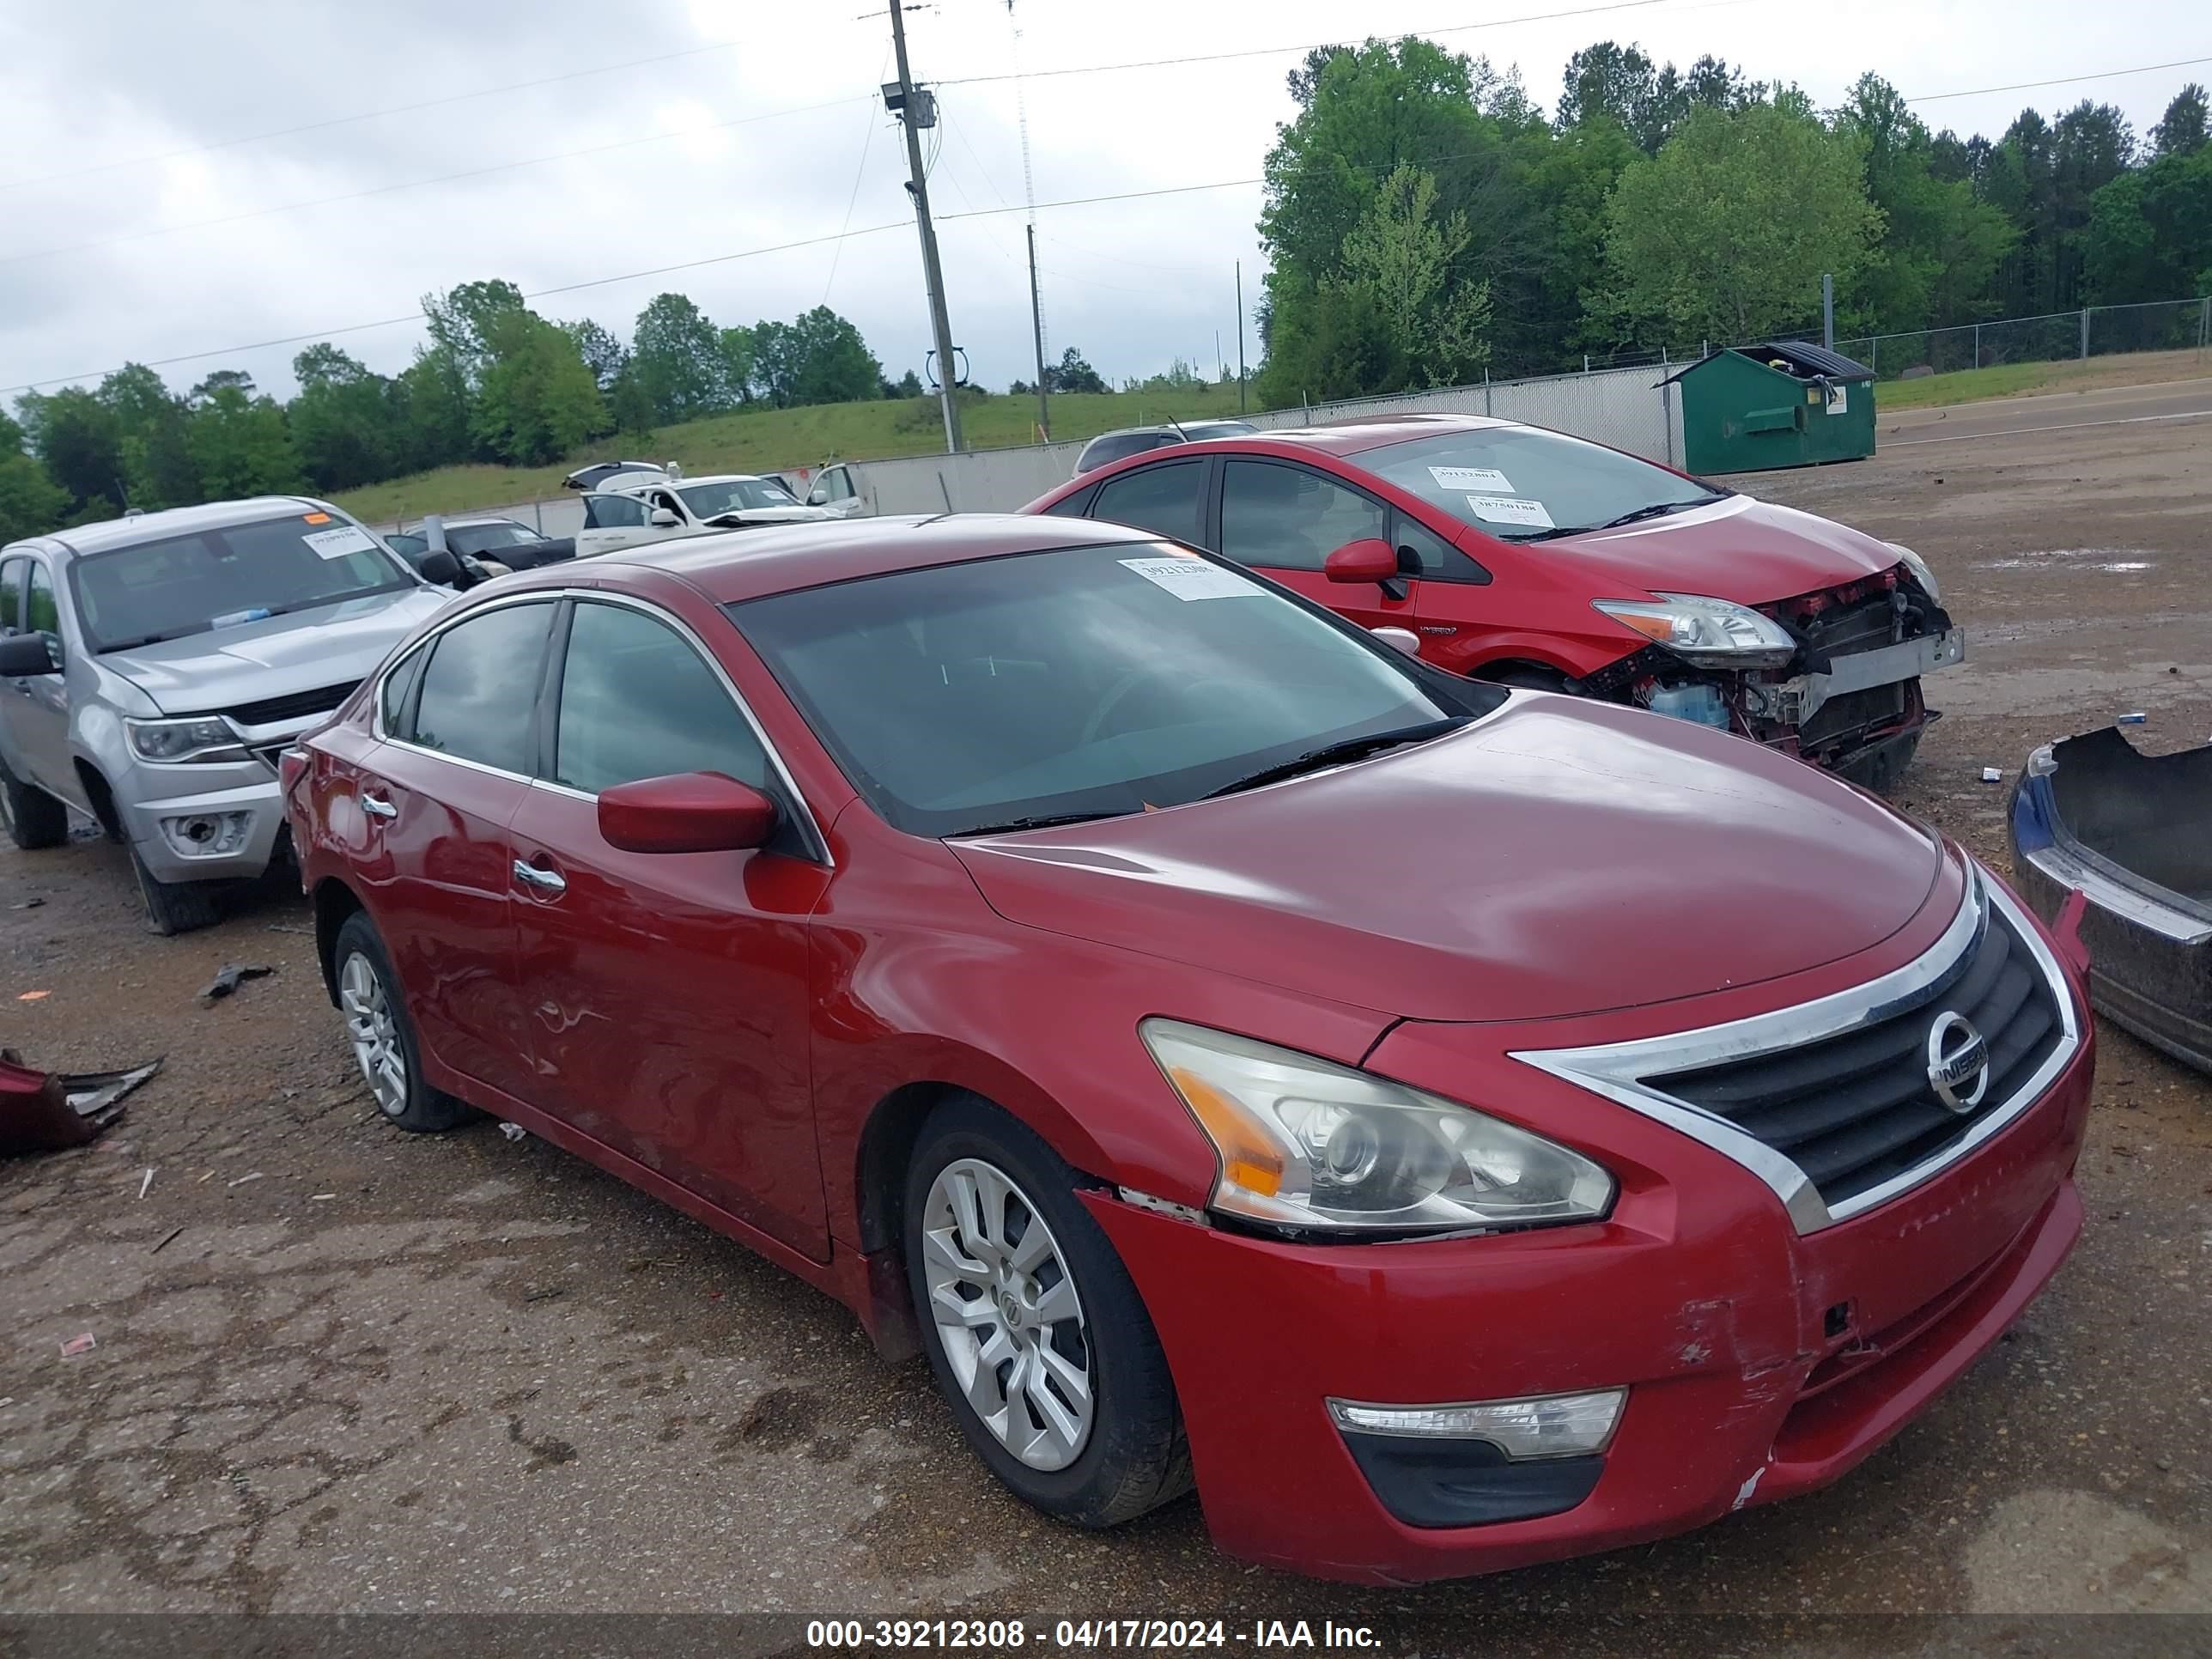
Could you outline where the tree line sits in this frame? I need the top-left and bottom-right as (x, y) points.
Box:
(0, 282), (921, 538)
(1254, 40), (2211, 404)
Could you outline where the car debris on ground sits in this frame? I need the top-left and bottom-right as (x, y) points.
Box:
(197, 963), (274, 1004)
(0, 1052), (161, 1156)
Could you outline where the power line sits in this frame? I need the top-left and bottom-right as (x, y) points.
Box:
(1905, 54), (2212, 105)
(0, 39), (793, 195)
(939, 0), (1680, 87)
(823, 48), (894, 306)
(0, 95), (874, 271)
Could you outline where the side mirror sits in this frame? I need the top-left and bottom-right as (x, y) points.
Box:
(1324, 538), (1400, 585)
(1369, 626), (1422, 658)
(648, 507), (681, 528)
(0, 634), (59, 675)
(417, 549), (463, 586)
(598, 772), (777, 854)
(806, 486), (828, 507)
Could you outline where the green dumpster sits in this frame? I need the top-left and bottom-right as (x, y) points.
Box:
(1662, 342), (1876, 474)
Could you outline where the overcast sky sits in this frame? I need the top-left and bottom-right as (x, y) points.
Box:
(0, 0), (2202, 406)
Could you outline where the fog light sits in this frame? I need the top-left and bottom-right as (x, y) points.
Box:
(1327, 1388), (1625, 1458)
(160, 811), (252, 858)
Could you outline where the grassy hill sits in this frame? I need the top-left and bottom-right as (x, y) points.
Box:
(332, 383), (1255, 523)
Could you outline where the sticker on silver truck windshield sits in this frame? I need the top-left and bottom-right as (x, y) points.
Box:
(1430, 465), (1514, 492)
(1463, 495), (1554, 529)
(302, 525), (378, 560)
(1119, 556), (1262, 600)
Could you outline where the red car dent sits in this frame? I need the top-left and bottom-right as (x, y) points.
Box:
(288, 515), (2087, 1584)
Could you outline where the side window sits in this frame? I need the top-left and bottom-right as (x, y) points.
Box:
(1390, 512), (1488, 584)
(380, 647), (428, 738)
(823, 467), (854, 502)
(651, 490), (684, 520)
(410, 603), (554, 774)
(554, 602), (768, 796)
(1090, 460), (1205, 545)
(584, 495), (645, 530)
(0, 557), (26, 632)
(1041, 486), (1096, 520)
(25, 564), (58, 635)
(1219, 461), (1385, 573)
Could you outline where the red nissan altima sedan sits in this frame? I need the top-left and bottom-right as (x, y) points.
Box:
(1024, 415), (1964, 789)
(284, 514), (2091, 1584)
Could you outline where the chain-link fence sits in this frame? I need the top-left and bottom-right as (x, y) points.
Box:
(1836, 296), (2212, 380)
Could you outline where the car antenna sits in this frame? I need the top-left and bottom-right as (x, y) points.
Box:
(1162, 416), (1189, 441)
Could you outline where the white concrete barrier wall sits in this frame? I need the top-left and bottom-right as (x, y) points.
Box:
(381, 363), (1691, 535)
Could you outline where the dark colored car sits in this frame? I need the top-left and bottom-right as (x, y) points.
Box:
(284, 514), (2090, 1584)
(1071, 419), (1259, 477)
(1028, 415), (1962, 787)
(386, 516), (574, 575)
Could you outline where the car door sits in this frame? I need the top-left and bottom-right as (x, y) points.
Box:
(1214, 458), (1416, 636)
(806, 465), (866, 519)
(1087, 458), (1210, 549)
(356, 598), (556, 1103)
(575, 493), (650, 558)
(504, 595), (833, 1257)
(644, 487), (699, 544)
(0, 556), (74, 798)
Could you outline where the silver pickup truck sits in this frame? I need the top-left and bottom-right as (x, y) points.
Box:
(0, 497), (451, 933)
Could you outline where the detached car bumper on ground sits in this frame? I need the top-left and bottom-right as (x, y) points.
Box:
(284, 515), (2091, 1583)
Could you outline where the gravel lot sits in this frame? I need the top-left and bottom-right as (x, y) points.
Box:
(3, 389), (2209, 1650)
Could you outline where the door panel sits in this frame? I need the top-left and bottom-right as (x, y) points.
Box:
(1217, 459), (1417, 635)
(3, 561), (73, 796)
(507, 599), (830, 1257)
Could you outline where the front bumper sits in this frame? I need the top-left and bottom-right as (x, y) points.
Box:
(120, 770), (289, 883)
(1768, 628), (1966, 729)
(1085, 1030), (2092, 1584)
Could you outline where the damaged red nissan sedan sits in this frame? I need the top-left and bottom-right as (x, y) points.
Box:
(1024, 415), (1963, 790)
(285, 514), (2091, 1584)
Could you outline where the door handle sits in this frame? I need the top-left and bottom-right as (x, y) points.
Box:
(360, 793), (398, 819)
(512, 859), (567, 895)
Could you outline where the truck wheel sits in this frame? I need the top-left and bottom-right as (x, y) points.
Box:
(0, 754), (68, 850)
(905, 1095), (1191, 1528)
(129, 846), (225, 935)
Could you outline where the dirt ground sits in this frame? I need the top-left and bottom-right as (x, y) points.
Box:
(3, 393), (2210, 1652)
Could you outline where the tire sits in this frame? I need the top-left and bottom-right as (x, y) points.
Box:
(129, 845), (225, 935)
(1480, 662), (1572, 692)
(0, 753), (68, 850)
(904, 1096), (1191, 1528)
(332, 912), (475, 1133)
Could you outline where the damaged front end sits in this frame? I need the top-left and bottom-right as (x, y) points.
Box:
(1583, 562), (1963, 788)
(2010, 727), (2212, 1075)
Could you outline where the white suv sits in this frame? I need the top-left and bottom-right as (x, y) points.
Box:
(574, 473), (834, 558)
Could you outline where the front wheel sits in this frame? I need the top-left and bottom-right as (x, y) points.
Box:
(905, 1097), (1190, 1527)
(333, 912), (475, 1133)
(130, 846), (224, 935)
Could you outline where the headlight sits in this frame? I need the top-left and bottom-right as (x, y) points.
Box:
(125, 716), (251, 764)
(1140, 1019), (1614, 1237)
(1592, 593), (1796, 670)
(1887, 543), (1941, 603)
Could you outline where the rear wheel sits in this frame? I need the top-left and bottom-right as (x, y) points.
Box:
(129, 846), (224, 935)
(334, 912), (474, 1133)
(1478, 661), (1572, 693)
(0, 754), (68, 850)
(905, 1097), (1189, 1527)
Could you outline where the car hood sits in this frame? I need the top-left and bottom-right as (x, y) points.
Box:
(708, 506), (837, 526)
(949, 696), (1947, 1024)
(1539, 495), (1902, 605)
(101, 588), (452, 717)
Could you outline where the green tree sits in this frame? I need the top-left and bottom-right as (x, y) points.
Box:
(1602, 101), (1882, 344)
(471, 311), (605, 465)
(185, 382), (306, 499)
(289, 344), (402, 492)
(1044, 348), (1105, 394)
(0, 412), (68, 544)
(1337, 166), (1492, 383)
(2151, 83), (2209, 159)
(99, 363), (199, 509)
(15, 387), (124, 511)
(718, 325), (759, 406)
(893, 368), (926, 398)
(395, 346), (473, 471)
(562, 319), (629, 392)
(631, 293), (731, 422)
(2083, 144), (2212, 303)
(1558, 42), (1759, 153)
(422, 279), (529, 385)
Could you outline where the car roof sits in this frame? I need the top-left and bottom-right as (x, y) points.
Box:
(607, 471), (769, 495)
(1085, 420), (1253, 444)
(22, 495), (337, 560)
(592, 513), (1163, 604)
(1244, 412), (1514, 456)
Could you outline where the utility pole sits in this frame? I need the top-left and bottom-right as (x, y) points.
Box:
(887, 2), (962, 453)
(1235, 261), (1248, 414)
(1026, 223), (1049, 441)
(1821, 273), (1835, 351)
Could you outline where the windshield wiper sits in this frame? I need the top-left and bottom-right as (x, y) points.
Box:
(1201, 717), (1470, 800)
(1589, 498), (1720, 531)
(947, 809), (1129, 838)
(98, 626), (208, 652)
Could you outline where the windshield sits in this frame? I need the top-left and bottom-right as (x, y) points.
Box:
(68, 512), (416, 653)
(680, 478), (800, 518)
(447, 522), (542, 555)
(1360, 428), (1723, 543)
(733, 542), (1489, 838)
(386, 532), (428, 562)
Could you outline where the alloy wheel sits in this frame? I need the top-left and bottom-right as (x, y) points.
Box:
(339, 951), (407, 1116)
(921, 1157), (1094, 1471)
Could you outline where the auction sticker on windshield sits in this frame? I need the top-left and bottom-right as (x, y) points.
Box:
(302, 525), (379, 560)
(1119, 556), (1262, 600)
(1430, 465), (1513, 492)
(1464, 495), (1554, 529)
